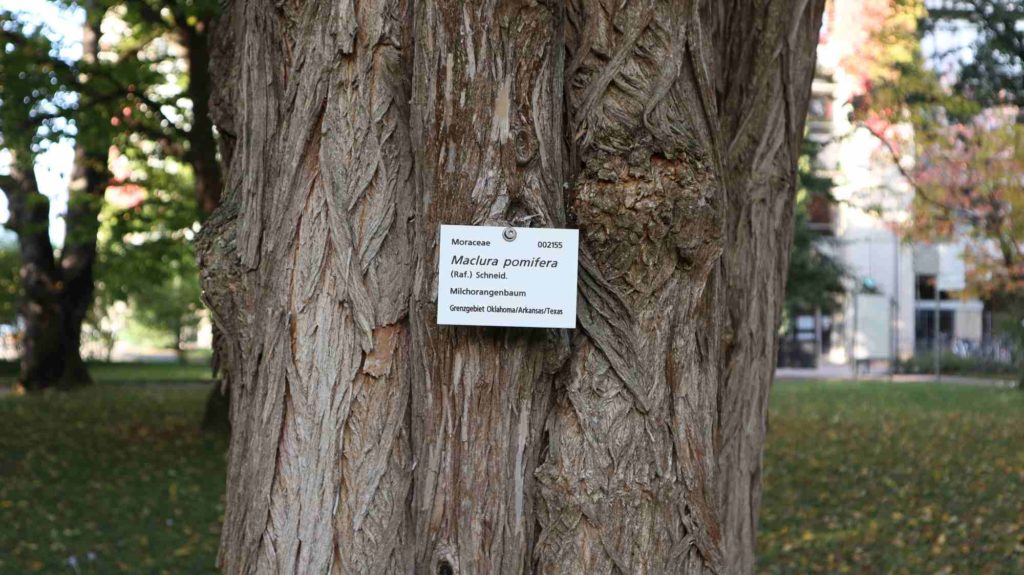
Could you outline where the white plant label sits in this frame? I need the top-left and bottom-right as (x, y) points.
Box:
(437, 225), (579, 329)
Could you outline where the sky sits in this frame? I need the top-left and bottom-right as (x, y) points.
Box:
(0, 0), (84, 246)
(923, 15), (979, 83)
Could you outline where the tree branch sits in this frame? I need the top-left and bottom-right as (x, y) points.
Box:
(132, 0), (172, 27)
(860, 122), (959, 215)
(0, 175), (19, 195)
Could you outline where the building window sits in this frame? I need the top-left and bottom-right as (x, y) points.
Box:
(915, 274), (951, 301)
(915, 309), (954, 352)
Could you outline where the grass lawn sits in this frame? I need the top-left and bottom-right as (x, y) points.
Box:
(0, 381), (224, 574)
(1, 374), (1021, 574)
(760, 380), (1024, 574)
(85, 362), (213, 385)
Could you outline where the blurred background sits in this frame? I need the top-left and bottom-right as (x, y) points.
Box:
(0, 0), (1021, 574)
(780, 0), (1024, 382)
(0, 0), (212, 376)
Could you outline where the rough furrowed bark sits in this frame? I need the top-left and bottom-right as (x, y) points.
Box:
(709, 2), (826, 574)
(202, 0), (826, 573)
(408, 2), (565, 573)
(198, 0), (415, 573)
(534, 1), (725, 573)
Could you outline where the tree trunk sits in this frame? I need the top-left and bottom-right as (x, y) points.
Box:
(181, 13), (233, 431)
(200, 1), (824, 573)
(59, 111), (109, 388)
(2, 164), (64, 392)
(57, 159), (104, 389)
(710, 4), (824, 573)
(406, 3), (564, 572)
(183, 17), (224, 217)
(56, 12), (108, 389)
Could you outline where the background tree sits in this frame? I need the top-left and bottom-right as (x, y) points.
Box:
(113, 0), (229, 426)
(115, 0), (223, 214)
(199, 1), (825, 573)
(0, 7), (116, 390)
(124, 254), (202, 360)
(0, 242), (20, 328)
(853, 0), (1024, 377)
(96, 150), (203, 362)
(0, 0), (172, 389)
(926, 0), (1024, 109)
(58, 1), (116, 386)
(0, 0), (222, 390)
